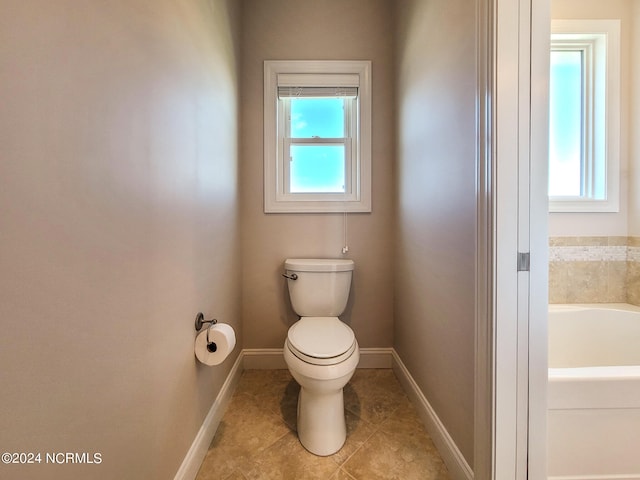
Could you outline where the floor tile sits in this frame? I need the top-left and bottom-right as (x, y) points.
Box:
(342, 397), (450, 480)
(329, 468), (358, 480)
(222, 472), (248, 480)
(344, 369), (409, 425)
(196, 369), (450, 480)
(341, 428), (449, 480)
(241, 431), (340, 480)
(195, 393), (289, 479)
(330, 409), (376, 466)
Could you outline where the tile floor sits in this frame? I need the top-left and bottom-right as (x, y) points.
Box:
(196, 369), (450, 480)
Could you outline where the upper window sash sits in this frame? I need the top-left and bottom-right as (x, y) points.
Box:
(281, 96), (353, 140)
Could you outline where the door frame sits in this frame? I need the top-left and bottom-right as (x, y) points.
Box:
(475, 0), (549, 478)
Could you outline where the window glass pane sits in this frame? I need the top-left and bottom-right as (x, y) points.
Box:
(290, 98), (345, 138)
(549, 50), (583, 196)
(290, 145), (345, 193)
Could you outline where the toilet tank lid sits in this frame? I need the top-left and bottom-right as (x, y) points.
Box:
(284, 258), (354, 272)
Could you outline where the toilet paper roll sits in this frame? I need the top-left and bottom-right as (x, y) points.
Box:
(194, 323), (236, 366)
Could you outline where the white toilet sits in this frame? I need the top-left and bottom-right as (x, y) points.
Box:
(282, 258), (360, 456)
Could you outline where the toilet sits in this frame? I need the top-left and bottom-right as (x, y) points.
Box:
(282, 258), (360, 456)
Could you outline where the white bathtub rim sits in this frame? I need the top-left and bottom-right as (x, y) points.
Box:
(548, 302), (640, 387)
(549, 365), (640, 380)
(549, 303), (640, 314)
(548, 303), (640, 368)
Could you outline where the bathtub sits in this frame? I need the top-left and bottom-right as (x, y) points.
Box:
(548, 304), (640, 480)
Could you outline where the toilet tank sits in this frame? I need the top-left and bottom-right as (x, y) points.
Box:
(284, 259), (354, 317)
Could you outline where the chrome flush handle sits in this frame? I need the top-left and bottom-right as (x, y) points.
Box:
(282, 273), (298, 280)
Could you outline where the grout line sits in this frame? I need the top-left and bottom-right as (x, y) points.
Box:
(335, 428), (377, 473)
(334, 374), (407, 472)
(223, 470), (248, 480)
(338, 466), (359, 480)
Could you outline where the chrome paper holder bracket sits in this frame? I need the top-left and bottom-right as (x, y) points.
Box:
(195, 312), (218, 331)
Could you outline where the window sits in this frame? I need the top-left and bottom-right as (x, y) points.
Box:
(264, 61), (371, 213)
(548, 19), (620, 212)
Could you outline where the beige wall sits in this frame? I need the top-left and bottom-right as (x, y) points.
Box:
(240, 0), (396, 349)
(394, 0), (477, 468)
(1, 0), (483, 476)
(549, 0), (633, 237)
(0, 1), (241, 479)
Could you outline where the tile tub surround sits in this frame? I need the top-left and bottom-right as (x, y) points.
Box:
(629, 237), (640, 305)
(549, 236), (640, 305)
(195, 369), (450, 480)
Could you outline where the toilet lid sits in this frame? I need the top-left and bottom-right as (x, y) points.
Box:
(287, 317), (356, 365)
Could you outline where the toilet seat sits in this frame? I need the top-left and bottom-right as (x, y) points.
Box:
(287, 317), (356, 366)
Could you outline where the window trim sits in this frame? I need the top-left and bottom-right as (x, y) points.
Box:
(549, 19), (620, 213)
(264, 60), (372, 213)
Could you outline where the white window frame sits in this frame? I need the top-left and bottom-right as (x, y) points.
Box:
(549, 19), (620, 213)
(264, 60), (371, 213)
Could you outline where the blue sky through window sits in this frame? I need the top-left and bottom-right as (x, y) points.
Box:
(290, 145), (345, 193)
(289, 98), (346, 193)
(549, 50), (583, 196)
(290, 98), (345, 138)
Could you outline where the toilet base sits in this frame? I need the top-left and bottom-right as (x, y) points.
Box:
(283, 339), (359, 456)
(297, 386), (347, 456)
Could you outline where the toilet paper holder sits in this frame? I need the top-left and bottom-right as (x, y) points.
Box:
(195, 312), (219, 352)
(195, 312), (217, 331)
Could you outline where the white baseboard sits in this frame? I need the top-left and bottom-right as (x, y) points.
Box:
(357, 347), (394, 368)
(549, 475), (640, 480)
(176, 348), (471, 480)
(242, 348), (287, 369)
(173, 353), (243, 480)
(242, 347), (394, 369)
(391, 350), (474, 480)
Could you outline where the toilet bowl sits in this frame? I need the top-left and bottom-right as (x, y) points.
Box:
(284, 328), (359, 455)
(282, 259), (359, 456)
